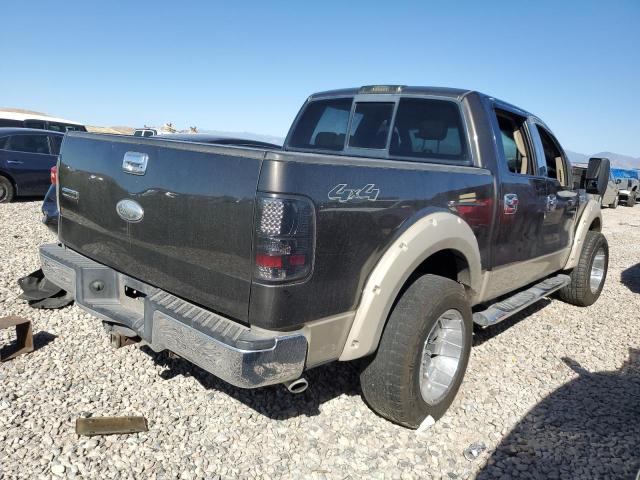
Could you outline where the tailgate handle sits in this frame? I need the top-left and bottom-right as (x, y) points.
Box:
(122, 152), (148, 176)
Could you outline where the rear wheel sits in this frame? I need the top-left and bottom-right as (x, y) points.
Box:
(627, 193), (636, 207)
(359, 275), (472, 428)
(0, 176), (15, 203)
(557, 231), (608, 307)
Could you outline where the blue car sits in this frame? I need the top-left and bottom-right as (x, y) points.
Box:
(0, 128), (64, 203)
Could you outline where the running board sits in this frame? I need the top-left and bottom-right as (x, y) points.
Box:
(473, 274), (570, 326)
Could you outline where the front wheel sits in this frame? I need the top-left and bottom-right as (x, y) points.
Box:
(609, 196), (618, 209)
(359, 275), (472, 428)
(557, 231), (608, 307)
(0, 176), (14, 203)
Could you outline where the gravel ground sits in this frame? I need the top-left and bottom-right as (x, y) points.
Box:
(0, 200), (639, 480)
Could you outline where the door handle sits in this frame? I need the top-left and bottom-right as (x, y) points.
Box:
(7, 160), (23, 165)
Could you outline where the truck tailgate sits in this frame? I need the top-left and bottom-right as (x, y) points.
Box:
(57, 133), (264, 321)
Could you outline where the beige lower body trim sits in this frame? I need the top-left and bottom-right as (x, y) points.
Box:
(302, 312), (355, 368)
(474, 248), (570, 304)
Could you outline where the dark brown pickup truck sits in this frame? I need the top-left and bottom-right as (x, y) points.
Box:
(40, 85), (611, 427)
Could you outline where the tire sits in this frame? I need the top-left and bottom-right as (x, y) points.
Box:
(359, 274), (473, 428)
(557, 231), (608, 307)
(627, 193), (636, 207)
(609, 196), (618, 209)
(0, 176), (14, 203)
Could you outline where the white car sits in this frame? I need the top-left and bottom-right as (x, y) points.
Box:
(0, 110), (86, 133)
(615, 175), (639, 207)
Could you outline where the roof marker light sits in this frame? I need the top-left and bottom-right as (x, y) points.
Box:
(359, 85), (404, 94)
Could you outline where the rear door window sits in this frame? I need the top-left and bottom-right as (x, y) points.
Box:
(288, 98), (353, 151)
(535, 125), (568, 186)
(7, 134), (51, 154)
(389, 98), (467, 162)
(348, 102), (394, 149)
(495, 110), (535, 175)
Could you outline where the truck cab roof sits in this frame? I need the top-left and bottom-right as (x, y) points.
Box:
(308, 85), (540, 120)
(310, 85), (472, 100)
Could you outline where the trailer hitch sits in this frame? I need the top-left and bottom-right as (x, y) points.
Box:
(110, 332), (140, 349)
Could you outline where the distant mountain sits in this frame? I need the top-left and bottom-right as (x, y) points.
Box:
(590, 151), (640, 170)
(86, 125), (134, 135)
(566, 150), (639, 170)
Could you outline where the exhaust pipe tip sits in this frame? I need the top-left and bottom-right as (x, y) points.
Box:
(284, 377), (308, 394)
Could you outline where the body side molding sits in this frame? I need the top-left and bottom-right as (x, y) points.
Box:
(339, 211), (482, 361)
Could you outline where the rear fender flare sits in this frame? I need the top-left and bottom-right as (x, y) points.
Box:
(339, 211), (481, 361)
(564, 198), (602, 270)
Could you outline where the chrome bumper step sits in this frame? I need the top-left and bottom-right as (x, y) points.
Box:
(39, 243), (308, 388)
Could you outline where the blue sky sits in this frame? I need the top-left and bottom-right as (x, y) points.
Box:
(1, 0), (638, 156)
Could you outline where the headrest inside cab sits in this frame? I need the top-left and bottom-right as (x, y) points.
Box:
(415, 120), (449, 141)
(314, 132), (344, 149)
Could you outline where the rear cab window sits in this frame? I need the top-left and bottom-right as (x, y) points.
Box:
(288, 98), (352, 151)
(287, 94), (470, 165)
(390, 98), (466, 161)
(348, 102), (394, 149)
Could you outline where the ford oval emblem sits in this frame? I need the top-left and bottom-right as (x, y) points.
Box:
(116, 199), (144, 223)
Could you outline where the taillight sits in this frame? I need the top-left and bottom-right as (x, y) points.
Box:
(50, 165), (58, 185)
(253, 194), (315, 283)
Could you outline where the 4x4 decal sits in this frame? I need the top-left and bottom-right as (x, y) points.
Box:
(328, 184), (380, 203)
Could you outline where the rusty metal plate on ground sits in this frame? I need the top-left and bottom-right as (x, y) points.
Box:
(76, 416), (148, 436)
(0, 315), (33, 362)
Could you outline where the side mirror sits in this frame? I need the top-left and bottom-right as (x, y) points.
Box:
(616, 178), (622, 184)
(585, 157), (611, 196)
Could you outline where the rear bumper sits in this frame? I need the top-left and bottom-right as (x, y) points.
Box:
(39, 243), (307, 388)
